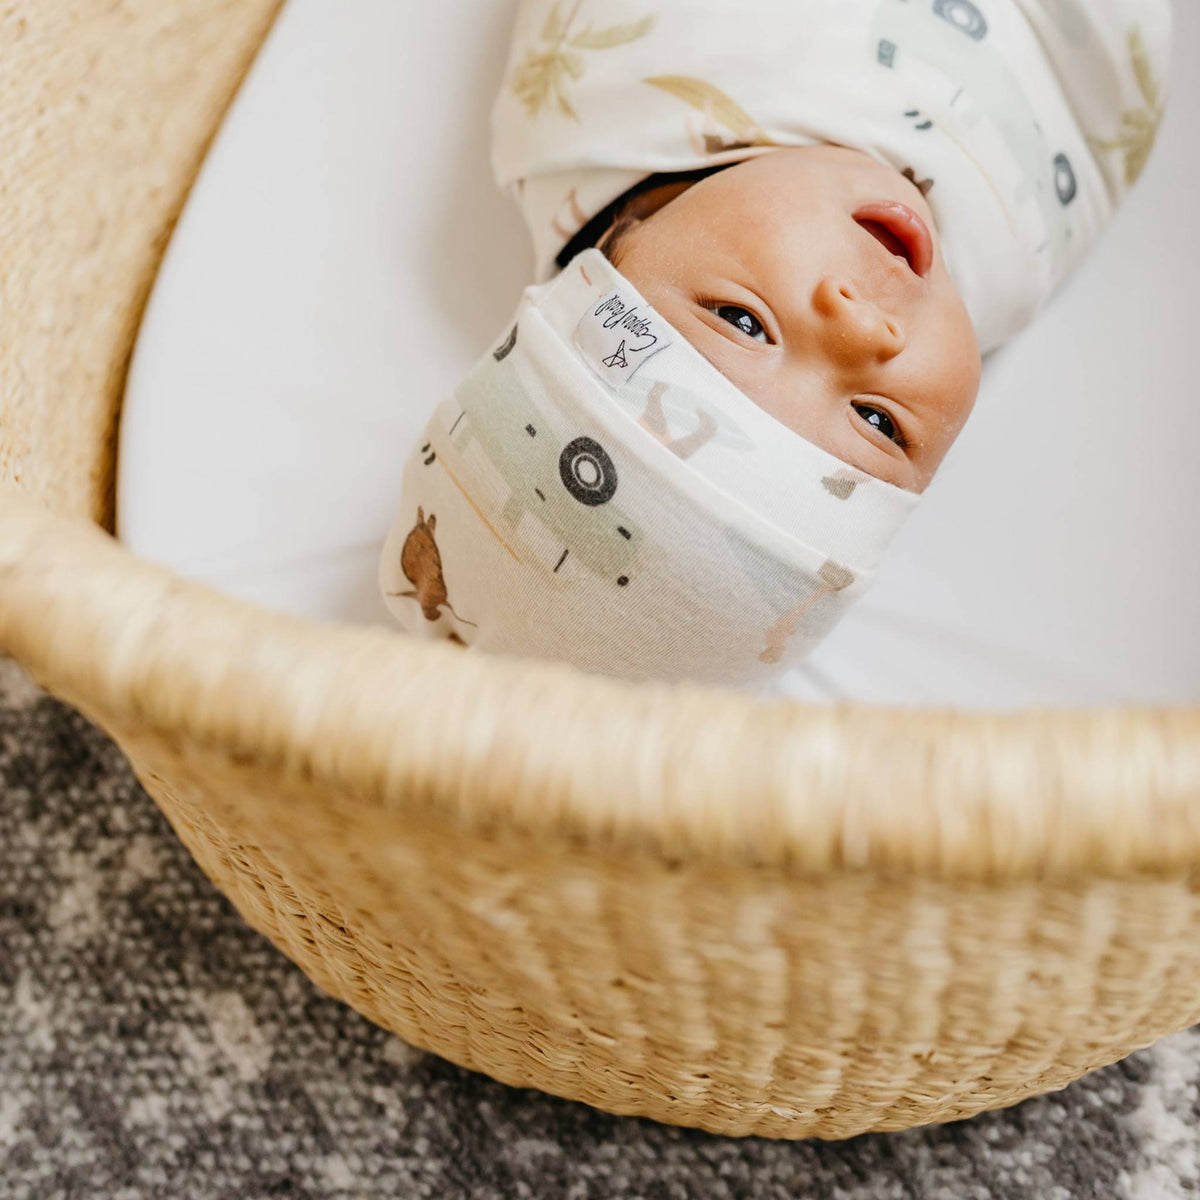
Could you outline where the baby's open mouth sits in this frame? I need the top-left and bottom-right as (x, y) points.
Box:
(853, 201), (934, 278)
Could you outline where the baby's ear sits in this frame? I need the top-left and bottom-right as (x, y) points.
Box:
(417, 506), (425, 524)
(427, 513), (436, 533)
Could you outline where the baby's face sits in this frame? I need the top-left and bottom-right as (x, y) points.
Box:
(606, 146), (981, 491)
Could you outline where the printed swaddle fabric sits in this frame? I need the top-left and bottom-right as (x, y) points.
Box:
(494, 0), (1171, 353)
(380, 251), (917, 684)
(381, 0), (1171, 683)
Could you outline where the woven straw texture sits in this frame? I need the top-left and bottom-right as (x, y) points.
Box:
(2, 0), (1200, 1140)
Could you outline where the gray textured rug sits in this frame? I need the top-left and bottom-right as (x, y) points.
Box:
(2, 658), (1197, 1200)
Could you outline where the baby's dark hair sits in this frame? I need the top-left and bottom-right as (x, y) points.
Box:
(554, 163), (736, 274)
(597, 210), (641, 270)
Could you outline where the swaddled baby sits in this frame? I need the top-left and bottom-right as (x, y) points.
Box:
(380, 0), (1170, 685)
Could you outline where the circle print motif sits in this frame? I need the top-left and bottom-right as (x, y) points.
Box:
(932, 0), (988, 40)
(560, 437), (618, 506)
(1053, 153), (1078, 205)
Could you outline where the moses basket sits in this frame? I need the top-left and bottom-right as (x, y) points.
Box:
(2, 0), (1199, 1141)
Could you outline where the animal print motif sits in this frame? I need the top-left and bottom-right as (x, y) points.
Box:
(386, 507), (475, 629)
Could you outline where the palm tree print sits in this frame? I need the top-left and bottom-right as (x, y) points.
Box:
(510, 1), (656, 121)
(1090, 27), (1165, 187)
(643, 75), (778, 154)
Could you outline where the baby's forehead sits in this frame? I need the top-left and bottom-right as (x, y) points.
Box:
(727, 143), (887, 179)
(661, 149), (917, 229)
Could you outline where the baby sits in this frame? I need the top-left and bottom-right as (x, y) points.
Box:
(380, 0), (1170, 685)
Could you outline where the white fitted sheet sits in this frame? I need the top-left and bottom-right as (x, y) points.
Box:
(118, 0), (1199, 707)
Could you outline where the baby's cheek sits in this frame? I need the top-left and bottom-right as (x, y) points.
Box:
(940, 336), (983, 416)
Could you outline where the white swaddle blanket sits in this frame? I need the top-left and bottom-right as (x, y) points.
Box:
(380, 0), (1170, 685)
(496, 0), (1170, 352)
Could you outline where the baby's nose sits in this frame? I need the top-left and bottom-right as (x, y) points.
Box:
(813, 277), (905, 365)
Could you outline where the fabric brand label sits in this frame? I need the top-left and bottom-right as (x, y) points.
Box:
(572, 288), (673, 387)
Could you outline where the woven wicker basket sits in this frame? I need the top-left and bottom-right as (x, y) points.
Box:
(3, 0), (1199, 1140)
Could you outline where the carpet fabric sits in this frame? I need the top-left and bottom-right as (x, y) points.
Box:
(1, 656), (1197, 1200)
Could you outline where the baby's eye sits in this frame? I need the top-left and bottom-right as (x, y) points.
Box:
(852, 402), (905, 447)
(713, 303), (770, 343)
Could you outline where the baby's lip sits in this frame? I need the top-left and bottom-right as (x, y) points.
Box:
(852, 201), (934, 279)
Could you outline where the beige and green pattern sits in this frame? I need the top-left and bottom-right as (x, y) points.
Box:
(1090, 27), (1166, 187)
(510, 1), (656, 121)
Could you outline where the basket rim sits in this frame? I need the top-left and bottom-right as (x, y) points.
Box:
(2, 494), (1198, 883)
